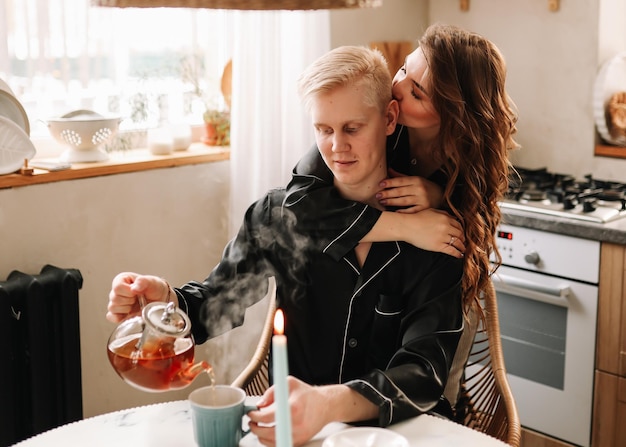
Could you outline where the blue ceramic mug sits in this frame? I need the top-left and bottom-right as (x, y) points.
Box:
(189, 385), (258, 447)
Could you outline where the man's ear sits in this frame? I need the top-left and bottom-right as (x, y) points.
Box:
(385, 99), (399, 135)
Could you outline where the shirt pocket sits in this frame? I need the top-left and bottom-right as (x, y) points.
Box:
(370, 294), (404, 368)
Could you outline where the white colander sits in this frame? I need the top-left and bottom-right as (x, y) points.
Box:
(47, 110), (120, 162)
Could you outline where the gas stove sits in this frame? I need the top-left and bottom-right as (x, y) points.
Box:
(499, 167), (626, 223)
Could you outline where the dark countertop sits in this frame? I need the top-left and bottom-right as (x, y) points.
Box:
(501, 207), (626, 245)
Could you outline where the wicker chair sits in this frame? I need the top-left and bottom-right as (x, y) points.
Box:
(452, 280), (521, 447)
(230, 280), (521, 447)
(230, 286), (276, 395)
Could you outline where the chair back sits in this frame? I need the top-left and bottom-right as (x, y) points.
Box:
(454, 280), (521, 447)
(230, 278), (276, 395)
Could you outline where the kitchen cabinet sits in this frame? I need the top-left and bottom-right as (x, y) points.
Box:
(521, 429), (575, 447)
(592, 371), (626, 446)
(593, 242), (626, 447)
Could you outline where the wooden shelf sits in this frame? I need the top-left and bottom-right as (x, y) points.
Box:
(595, 144), (626, 159)
(0, 143), (230, 190)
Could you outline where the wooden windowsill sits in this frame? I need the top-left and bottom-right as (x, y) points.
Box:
(0, 143), (230, 190)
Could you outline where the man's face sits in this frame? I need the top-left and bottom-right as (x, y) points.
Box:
(310, 83), (397, 197)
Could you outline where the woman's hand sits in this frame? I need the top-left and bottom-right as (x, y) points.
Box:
(372, 169), (464, 257)
(376, 168), (443, 212)
(248, 377), (377, 447)
(106, 272), (176, 323)
(365, 209), (465, 258)
(402, 209), (466, 257)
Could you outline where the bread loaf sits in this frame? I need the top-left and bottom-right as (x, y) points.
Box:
(606, 91), (626, 144)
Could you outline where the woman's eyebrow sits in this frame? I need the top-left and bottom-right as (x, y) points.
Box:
(413, 80), (429, 95)
(403, 57), (430, 96)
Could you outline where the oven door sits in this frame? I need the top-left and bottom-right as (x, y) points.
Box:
(492, 265), (598, 447)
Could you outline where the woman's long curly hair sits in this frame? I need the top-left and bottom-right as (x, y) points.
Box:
(419, 24), (519, 311)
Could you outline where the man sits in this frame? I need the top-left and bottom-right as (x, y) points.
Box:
(107, 46), (463, 447)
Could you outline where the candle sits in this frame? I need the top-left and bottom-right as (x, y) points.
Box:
(272, 308), (293, 447)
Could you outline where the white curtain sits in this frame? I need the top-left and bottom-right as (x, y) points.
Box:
(228, 10), (330, 237)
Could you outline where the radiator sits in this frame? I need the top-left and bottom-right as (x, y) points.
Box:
(0, 265), (83, 447)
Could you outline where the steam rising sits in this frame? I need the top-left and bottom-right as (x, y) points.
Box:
(200, 197), (315, 338)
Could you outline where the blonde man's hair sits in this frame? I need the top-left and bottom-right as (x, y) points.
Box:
(297, 45), (392, 115)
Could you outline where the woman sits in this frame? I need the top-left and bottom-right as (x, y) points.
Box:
(286, 23), (519, 310)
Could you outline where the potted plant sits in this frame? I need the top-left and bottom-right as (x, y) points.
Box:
(202, 108), (230, 146)
(180, 54), (231, 146)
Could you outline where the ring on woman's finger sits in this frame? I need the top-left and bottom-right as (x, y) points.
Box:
(449, 236), (456, 246)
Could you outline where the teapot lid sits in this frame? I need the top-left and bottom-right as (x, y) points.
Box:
(142, 301), (191, 337)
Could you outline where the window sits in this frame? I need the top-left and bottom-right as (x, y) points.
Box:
(0, 0), (233, 141)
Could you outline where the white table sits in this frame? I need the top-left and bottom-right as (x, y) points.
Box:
(12, 399), (509, 447)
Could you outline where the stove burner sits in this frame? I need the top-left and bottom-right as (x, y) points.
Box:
(503, 167), (626, 223)
(597, 189), (626, 201)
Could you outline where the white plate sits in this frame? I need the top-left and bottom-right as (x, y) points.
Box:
(0, 77), (15, 95)
(0, 115), (37, 175)
(593, 52), (626, 146)
(322, 427), (410, 447)
(0, 89), (30, 136)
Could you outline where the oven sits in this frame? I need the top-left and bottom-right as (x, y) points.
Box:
(493, 223), (600, 447)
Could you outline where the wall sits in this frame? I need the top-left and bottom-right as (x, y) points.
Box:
(431, 1), (626, 181)
(598, 0), (626, 61)
(330, 0), (427, 46)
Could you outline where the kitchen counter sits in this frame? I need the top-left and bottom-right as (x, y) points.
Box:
(502, 207), (626, 245)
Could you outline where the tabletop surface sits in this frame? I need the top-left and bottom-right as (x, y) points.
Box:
(12, 399), (509, 447)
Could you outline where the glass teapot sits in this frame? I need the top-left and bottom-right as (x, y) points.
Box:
(107, 300), (211, 392)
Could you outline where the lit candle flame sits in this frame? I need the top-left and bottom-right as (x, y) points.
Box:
(274, 308), (285, 335)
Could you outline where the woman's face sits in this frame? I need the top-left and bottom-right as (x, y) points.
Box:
(392, 48), (440, 132)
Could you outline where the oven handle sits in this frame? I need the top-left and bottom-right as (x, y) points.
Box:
(492, 274), (572, 307)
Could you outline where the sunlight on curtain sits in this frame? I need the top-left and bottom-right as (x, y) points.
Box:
(229, 10), (330, 237)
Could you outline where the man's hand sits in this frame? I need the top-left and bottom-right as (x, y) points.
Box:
(106, 272), (176, 323)
(247, 376), (377, 447)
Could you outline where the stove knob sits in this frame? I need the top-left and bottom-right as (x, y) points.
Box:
(524, 251), (541, 265)
(563, 195), (577, 210)
(582, 198), (597, 213)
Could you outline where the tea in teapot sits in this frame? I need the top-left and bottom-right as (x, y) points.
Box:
(107, 301), (212, 392)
